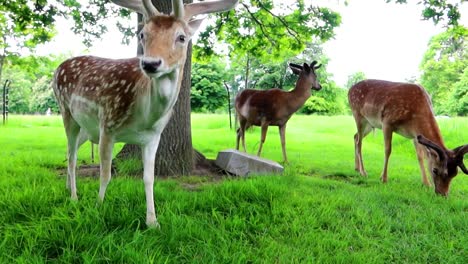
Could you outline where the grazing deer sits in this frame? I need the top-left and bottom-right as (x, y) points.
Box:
(52, 0), (238, 228)
(348, 79), (468, 196)
(235, 61), (322, 163)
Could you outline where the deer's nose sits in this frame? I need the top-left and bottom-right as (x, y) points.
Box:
(313, 84), (322, 91)
(141, 59), (162, 74)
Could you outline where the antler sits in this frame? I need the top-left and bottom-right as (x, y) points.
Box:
(184, 0), (239, 21)
(142, 0), (159, 17)
(310, 61), (321, 70)
(417, 135), (447, 161)
(111, 0), (159, 18)
(454, 145), (468, 174)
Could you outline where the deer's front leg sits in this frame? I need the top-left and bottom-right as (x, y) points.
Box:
(98, 131), (114, 202)
(381, 125), (393, 183)
(414, 139), (431, 187)
(142, 135), (162, 228)
(278, 125), (288, 163)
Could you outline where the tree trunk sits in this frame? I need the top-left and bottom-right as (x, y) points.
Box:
(116, 0), (194, 176)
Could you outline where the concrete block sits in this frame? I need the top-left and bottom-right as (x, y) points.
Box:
(215, 149), (284, 176)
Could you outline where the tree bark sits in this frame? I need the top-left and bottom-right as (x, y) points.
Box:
(116, 0), (194, 176)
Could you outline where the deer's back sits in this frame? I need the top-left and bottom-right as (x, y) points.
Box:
(348, 79), (435, 129)
(235, 88), (294, 126)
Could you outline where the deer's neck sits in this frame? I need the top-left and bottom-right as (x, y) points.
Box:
(288, 78), (312, 109)
(417, 115), (447, 150)
(137, 68), (181, 128)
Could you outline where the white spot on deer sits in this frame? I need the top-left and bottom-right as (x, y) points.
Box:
(124, 84), (131, 93)
(60, 69), (65, 76)
(63, 75), (67, 82)
(120, 80), (127, 86)
(239, 98), (251, 117)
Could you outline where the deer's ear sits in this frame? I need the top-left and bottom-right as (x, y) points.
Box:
(289, 63), (302, 75)
(303, 63), (311, 73)
(187, 18), (205, 37)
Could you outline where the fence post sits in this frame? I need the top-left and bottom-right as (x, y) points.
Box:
(223, 81), (232, 130)
(2, 80), (10, 125)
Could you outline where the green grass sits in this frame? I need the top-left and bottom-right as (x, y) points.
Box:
(0, 114), (467, 263)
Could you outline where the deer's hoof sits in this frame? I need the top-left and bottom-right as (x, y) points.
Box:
(146, 219), (160, 229)
(146, 214), (160, 229)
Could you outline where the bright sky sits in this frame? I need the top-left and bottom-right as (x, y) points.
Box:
(37, 0), (467, 87)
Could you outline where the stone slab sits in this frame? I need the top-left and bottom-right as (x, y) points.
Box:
(215, 149), (284, 176)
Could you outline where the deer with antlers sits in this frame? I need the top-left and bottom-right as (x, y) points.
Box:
(235, 61), (322, 163)
(348, 79), (468, 196)
(52, 0), (238, 228)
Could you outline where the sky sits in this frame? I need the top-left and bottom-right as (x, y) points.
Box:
(36, 0), (468, 87)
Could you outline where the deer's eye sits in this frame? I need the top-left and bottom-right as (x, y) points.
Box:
(432, 168), (439, 175)
(138, 32), (144, 41)
(177, 34), (186, 43)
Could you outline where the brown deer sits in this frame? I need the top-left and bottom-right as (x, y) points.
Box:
(52, 0), (238, 228)
(235, 61), (322, 163)
(348, 79), (468, 196)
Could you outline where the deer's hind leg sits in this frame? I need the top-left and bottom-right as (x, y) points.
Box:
(236, 117), (248, 152)
(62, 110), (87, 200)
(257, 119), (270, 157)
(353, 114), (373, 176)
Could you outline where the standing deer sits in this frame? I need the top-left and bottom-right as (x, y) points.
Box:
(53, 0), (238, 228)
(235, 61), (322, 163)
(348, 79), (468, 196)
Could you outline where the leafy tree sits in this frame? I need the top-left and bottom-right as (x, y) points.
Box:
(386, 0), (463, 26)
(192, 0), (341, 93)
(2, 54), (65, 114)
(2, 67), (32, 114)
(345, 72), (366, 89)
(191, 57), (229, 112)
(29, 76), (59, 114)
(419, 26), (467, 114)
(448, 67), (468, 116)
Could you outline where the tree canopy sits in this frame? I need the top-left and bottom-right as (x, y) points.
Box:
(419, 26), (467, 115)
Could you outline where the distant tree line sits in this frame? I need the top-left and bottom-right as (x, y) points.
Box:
(2, 26), (466, 116)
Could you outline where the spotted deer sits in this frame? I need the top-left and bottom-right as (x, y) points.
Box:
(235, 61), (322, 163)
(53, 0), (238, 228)
(348, 79), (468, 196)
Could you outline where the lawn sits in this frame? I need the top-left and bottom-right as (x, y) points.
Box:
(0, 114), (467, 263)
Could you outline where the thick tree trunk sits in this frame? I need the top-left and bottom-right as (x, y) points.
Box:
(116, 0), (194, 176)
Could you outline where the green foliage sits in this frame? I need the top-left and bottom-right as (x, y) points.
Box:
(1, 114), (467, 262)
(386, 0), (463, 26)
(345, 71), (366, 89)
(2, 54), (65, 114)
(195, 0), (341, 63)
(419, 26), (467, 115)
(448, 67), (468, 115)
(190, 58), (229, 113)
(301, 82), (347, 115)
